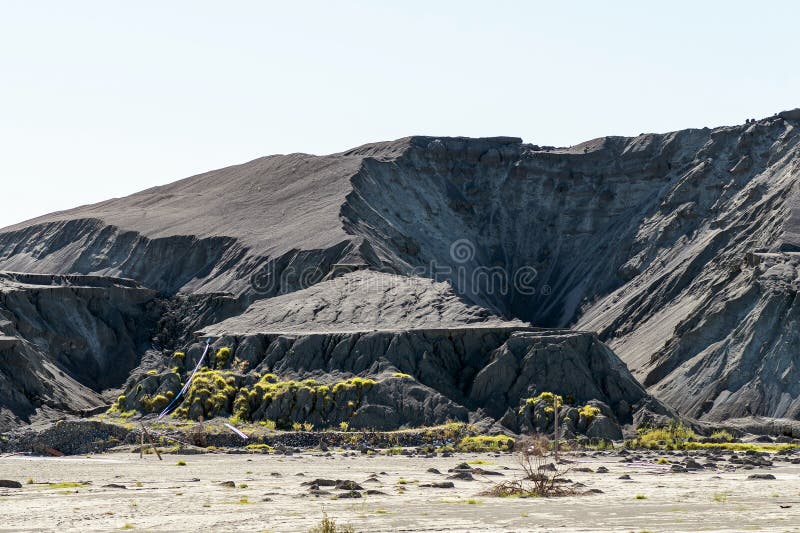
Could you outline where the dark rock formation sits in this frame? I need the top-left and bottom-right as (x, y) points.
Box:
(0, 273), (159, 430)
(109, 287), (666, 436)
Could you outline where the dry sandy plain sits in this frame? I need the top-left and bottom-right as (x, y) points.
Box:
(1, 451), (799, 532)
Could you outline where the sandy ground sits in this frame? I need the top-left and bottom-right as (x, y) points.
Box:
(0, 451), (799, 532)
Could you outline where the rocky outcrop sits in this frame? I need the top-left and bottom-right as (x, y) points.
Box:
(0, 273), (159, 430)
(114, 308), (665, 436)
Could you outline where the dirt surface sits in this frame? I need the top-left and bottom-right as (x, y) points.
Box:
(1, 451), (798, 532)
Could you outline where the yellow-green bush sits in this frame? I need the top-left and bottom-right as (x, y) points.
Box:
(230, 375), (376, 424)
(520, 391), (564, 414)
(578, 404), (601, 423)
(244, 443), (274, 454)
(332, 377), (377, 394)
(106, 395), (135, 417)
(215, 347), (232, 369)
(174, 369), (237, 420)
(709, 430), (734, 442)
(634, 422), (696, 449)
(391, 372), (413, 380)
(142, 393), (172, 413)
(456, 435), (515, 452)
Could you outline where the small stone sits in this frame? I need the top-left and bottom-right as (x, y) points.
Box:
(335, 480), (363, 491)
(0, 480), (22, 489)
(748, 473), (776, 480)
(471, 468), (503, 476)
(420, 481), (455, 488)
(336, 490), (362, 499)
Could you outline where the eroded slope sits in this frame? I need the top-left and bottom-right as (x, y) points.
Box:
(1, 111), (800, 424)
(0, 273), (159, 430)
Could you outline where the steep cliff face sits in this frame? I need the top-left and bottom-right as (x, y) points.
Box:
(575, 118), (800, 420)
(0, 273), (159, 430)
(1, 110), (799, 425)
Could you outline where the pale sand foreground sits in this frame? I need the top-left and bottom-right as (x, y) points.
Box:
(0, 452), (798, 532)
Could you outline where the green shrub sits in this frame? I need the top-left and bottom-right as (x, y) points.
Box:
(244, 443), (274, 454)
(230, 374), (375, 425)
(709, 430), (734, 442)
(332, 376), (377, 394)
(142, 394), (171, 413)
(215, 347), (232, 369)
(307, 511), (355, 533)
(456, 435), (514, 452)
(174, 369), (237, 420)
(634, 421), (696, 449)
(520, 391), (564, 414)
(578, 404), (601, 423)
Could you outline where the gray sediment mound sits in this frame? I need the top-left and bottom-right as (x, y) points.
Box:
(1, 111), (800, 436)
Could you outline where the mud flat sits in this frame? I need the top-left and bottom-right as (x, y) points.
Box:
(0, 451), (798, 532)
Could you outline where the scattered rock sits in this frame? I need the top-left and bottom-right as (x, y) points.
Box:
(336, 490), (362, 499)
(335, 480), (363, 491)
(471, 468), (503, 476)
(748, 473), (776, 480)
(420, 481), (455, 489)
(301, 479), (337, 487)
(0, 480), (22, 489)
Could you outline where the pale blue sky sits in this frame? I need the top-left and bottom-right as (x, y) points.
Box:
(1, 1), (798, 229)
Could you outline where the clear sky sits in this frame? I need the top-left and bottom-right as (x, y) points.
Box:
(1, 1), (798, 229)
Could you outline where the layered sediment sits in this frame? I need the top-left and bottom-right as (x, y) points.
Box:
(1, 109), (799, 434)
